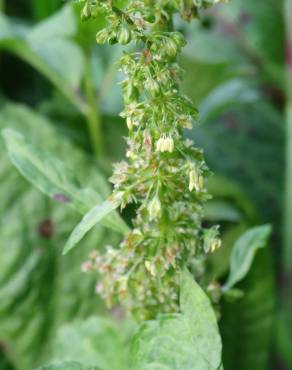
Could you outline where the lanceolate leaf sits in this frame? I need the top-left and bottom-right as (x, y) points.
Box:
(223, 225), (272, 291)
(2, 129), (128, 235)
(131, 270), (222, 370)
(63, 201), (119, 255)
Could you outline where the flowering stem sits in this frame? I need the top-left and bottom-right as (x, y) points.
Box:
(84, 52), (104, 157)
(81, 0), (226, 319)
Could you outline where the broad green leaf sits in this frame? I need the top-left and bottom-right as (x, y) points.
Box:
(0, 6), (85, 112)
(223, 225), (271, 291)
(38, 361), (100, 370)
(51, 316), (132, 370)
(220, 248), (275, 370)
(0, 103), (121, 370)
(63, 201), (119, 255)
(2, 129), (128, 235)
(131, 270), (222, 370)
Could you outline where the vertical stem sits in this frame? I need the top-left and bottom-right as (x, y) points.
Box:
(84, 52), (104, 157)
(0, 0), (5, 13)
(284, 0), (292, 275)
(281, 1), (292, 368)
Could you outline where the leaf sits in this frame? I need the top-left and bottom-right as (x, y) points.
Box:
(220, 248), (275, 370)
(2, 129), (128, 235)
(26, 5), (77, 41)
(223, 225), (271, 291)
(188, 102), (284, 233)
(0, 6), (85, 112)
(0, 103), (121, 370)
(131, 270), (222, 370)
(63, 201), (119, 255)
(204, 200), (242, 222)
(51, 316), (132, 370)
(37, 361), (100, 370)
(199, 79), (259, 124)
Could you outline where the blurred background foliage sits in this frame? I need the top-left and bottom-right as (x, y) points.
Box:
(0, 0), (289, 369)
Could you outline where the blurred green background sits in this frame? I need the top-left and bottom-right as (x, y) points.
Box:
(0, 0), (291, 370)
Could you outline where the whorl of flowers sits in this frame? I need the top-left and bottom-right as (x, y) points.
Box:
(81, 0), (226, 319)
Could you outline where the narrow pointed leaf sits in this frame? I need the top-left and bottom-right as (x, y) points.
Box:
(223, 224), (271, 291)
(63, 201), (119, 255)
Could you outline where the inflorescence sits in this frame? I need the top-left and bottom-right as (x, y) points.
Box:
(81, 0), (226, 319)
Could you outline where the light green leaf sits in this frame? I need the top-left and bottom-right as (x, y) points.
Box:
(38, 361), (100, 370)
(0, 103), (121, 370)
(223, 225), (271, 291)
(63, 201), (119, 255)
(131, 270), (222, 370)
(52, 316), (132, 370)
(2, 129), (128, 235)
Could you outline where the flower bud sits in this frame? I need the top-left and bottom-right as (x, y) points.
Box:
(166, 137), (174, 152)
(156, 136), (174, 153)
(117, 25), (132, 45)
(179, 115), (193, 129)
(96, 29), (108, 44)
(148, 196), (161, 220)
(172, 32), (186, 48)
(145, 260), (156, 276)
(126, 117), (133, 130)
(81, 1), (91, 20)
(117, 276), (128, 297)
(189, 168), (203, 191)
(165, 38), (178, 58)
(203, 226), (221, 253)
(145, 78), (160, 94)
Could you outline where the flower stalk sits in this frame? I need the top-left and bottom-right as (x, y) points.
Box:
(81, 0), (227, 319)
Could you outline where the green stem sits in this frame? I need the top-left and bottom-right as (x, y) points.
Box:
(84, 52), (104, 157)
(284, 0), (292, 275)
(0, 0), (4, 12)
(280, 1), (292, 368)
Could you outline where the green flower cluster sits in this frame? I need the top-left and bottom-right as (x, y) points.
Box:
(81, 0), (225, 319)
